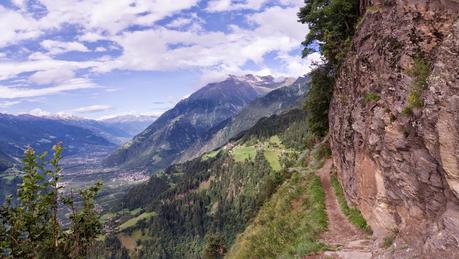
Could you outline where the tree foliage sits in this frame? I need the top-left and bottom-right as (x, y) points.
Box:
(304, 65), (334, 137)
(298, 0), (360, 68)
(298, 0), (361, 137)
(0, 145), (103, 258)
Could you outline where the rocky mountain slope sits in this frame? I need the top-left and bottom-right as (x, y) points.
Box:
(104, 75), (293, 170)
(329, 0), (459, 256)
(179, 76), (309, 162)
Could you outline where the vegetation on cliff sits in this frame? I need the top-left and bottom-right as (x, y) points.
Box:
(298, 0), (361, 137)
(298, 0), (360, 67)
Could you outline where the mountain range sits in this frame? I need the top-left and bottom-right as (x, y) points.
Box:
(181, 76), (309, 162)
(0, 113), (156, 171)
(104, 74), (306, 170)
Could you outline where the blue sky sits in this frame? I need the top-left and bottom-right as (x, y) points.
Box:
(0, 0), (320, 119)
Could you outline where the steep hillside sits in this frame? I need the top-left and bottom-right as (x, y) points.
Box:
(329, 0), (459, 256)
(102, 109), (322, 258)
(180, 76), (309, 162)
(104, 75), (292, 170)
(0, 113), (115, 159)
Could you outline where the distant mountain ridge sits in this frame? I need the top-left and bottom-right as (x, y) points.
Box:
(0, 113), (156, 171)
(43, 114), (157, 145)
(104, 74), (295, 170)
(0, 113), (116, 160)
(179, 76), (309, 162)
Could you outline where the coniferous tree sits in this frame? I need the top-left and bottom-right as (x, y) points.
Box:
(298, 0), (361, 137)
(0, 145), (103, 258)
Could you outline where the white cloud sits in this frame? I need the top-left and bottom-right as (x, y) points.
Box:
(98, 5), (308, 78)
(0, 78), (98, 99)
(206, 0), (268, 12)
(0, 58), (100, 81)
(11, 0), (27, 9)
(0, 1), (313, 101)
(41, 40), (89, 55)
(97, 111), (163, 120)
(167, 18), (192, 28)
(71, 104), (112, 113)
(0, 0), (200, 49)
(29, 108), (51, 117)
(37, 0), (200, 35)
(28, 52), (51, 61)
(94, 46), (108, 52)
(0, 6), (42, 47)
(29, 67), (76, 85)
(0, 100), (21, 108)
(78, 32), (107, 42)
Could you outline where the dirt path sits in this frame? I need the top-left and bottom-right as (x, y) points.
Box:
(308, 159), (372, 259)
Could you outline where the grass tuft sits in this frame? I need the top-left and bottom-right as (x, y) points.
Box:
(382, 228), (399, 248)
(364, 91), (380, 104)
(403, 56), (431, 113)
(330, 173), (371, 233)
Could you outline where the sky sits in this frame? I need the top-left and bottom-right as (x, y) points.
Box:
(0, 0), (320, 119)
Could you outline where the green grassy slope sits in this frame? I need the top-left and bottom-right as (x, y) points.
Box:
(227, 147), (329, 258)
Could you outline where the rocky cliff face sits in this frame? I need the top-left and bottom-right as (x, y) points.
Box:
(329, 0), (459, 256)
